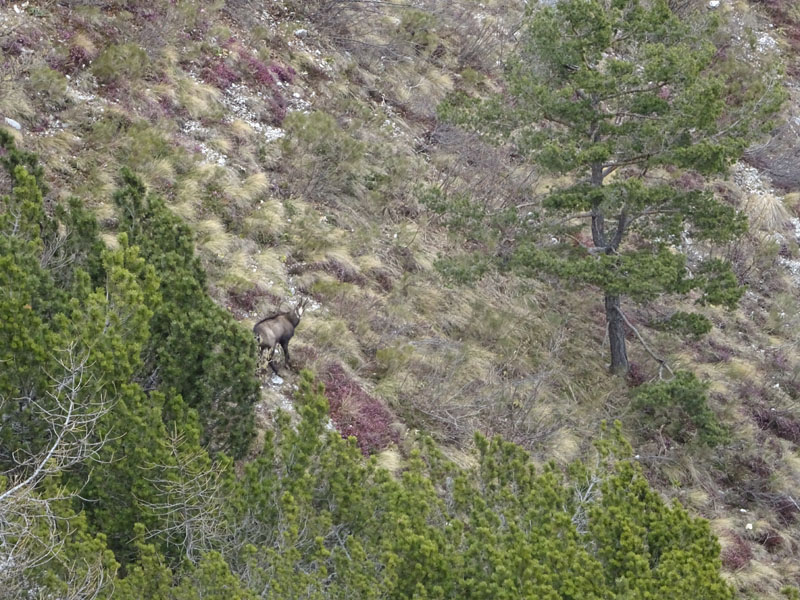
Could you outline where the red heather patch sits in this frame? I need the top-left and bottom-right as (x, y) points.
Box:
(240, 53), (276, 88)
(322, 363), (398, 455)
(722, 533), (753, 571)
(202, 59), (240, 89)
(269, 62), (296, 84)
(268, 92), (288, 125)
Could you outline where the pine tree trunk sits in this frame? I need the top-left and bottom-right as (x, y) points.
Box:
(605, 293), (629, 375)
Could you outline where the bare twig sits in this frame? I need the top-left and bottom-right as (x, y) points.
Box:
(614, 307), (674, 380)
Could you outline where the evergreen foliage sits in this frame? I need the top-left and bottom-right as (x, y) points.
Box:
(0, 79), (739, 600)
(633, 371), (729, 445)
(113, 169), (259, 457)
(439, 0), (785, 374)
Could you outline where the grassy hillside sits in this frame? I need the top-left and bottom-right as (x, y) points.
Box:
(3, 0), (800, 596)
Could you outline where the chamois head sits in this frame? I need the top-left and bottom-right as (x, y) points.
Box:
(294, 297), (309, 320)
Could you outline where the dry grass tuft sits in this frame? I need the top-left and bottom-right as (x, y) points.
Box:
(0, 88), (35, 124)
(196, 218), (230, 256)
(742, 192), (792, 232)
(177, 77), (222, 119)
(230, 119), (255, 141)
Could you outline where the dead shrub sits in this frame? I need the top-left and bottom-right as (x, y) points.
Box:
(757, 529), (786, 554)
(227, 286), (282, 318)
(751, 404), (800, 444)
(289, 259), (366, 286)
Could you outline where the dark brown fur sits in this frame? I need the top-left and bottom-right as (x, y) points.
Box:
(253, 298), (308, 374)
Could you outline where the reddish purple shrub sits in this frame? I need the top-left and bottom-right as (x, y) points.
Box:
(268, 92), (288, 125)
(675, 171), (704, 191)
(288, 344), (318, 369)
(722, 534), (753, 570)
(775, 494), (800, 524)
(187, 19), (210, 41)
(269, 62), (296, 84)
(2, 37), (25, 57)
(241, 53), (276, 88)
(707, 339), (733, 363)
(288, 259), (366, 285)
(54, 44), (95, 74)
(625, 361), (647, 387)
(751, 404), (800, 444)
(226, 286), (281, 318)
(370, 268), (394, 292)
(202, 59), (240, 89)
(757, 529), (785, 553)
(322, 363), (398, 455)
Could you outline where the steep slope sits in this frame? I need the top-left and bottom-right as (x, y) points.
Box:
(2, 0), (800, 596)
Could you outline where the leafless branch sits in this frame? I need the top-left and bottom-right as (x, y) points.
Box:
(614, 307), (674, 380)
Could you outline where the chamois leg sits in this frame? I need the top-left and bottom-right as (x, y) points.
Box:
(267, 346), (279, 375)
(256, 345), (265, 375)
(280, 340), (291, 369)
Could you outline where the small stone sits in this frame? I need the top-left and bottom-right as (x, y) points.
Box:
(708, 0), (719, 7)
(4, 117), (21, 130)
(745, 523), (753, 530)
(294, 28), (308, 39)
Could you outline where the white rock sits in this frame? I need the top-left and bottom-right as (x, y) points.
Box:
(708, 0), (719, 6)
(4, 117), (21, 130)
(271, 374), (284, 385)
(745, 523), (753, 530)
(294, 29), (308, 39)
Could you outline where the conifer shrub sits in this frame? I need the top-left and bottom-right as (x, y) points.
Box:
(399, 9), (439, 55)
(113, 169), (259, 457)
(653, 311), (714, 338)
(634, 371), (729, 446)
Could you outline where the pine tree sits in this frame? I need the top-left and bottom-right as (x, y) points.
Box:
(440, 0), (784, 373)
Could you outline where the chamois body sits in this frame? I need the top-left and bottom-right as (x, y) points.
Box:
(253, 298), (308, 374)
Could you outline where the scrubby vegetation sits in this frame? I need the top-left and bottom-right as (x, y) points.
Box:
(3, 0), (800, 597)
(0, 136), (737, 596)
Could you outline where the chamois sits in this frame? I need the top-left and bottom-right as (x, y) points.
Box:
(253, 298), (309, 374)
